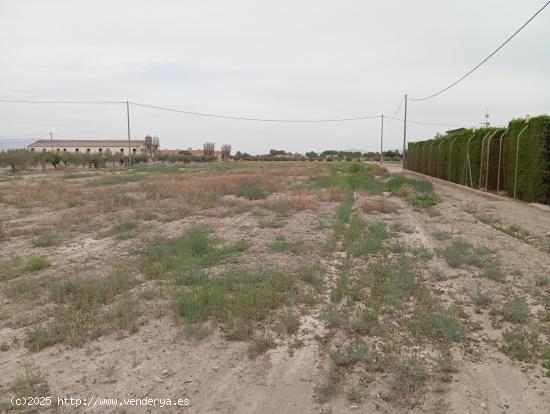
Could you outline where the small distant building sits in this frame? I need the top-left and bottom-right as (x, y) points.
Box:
(157, 148), (222, 159)
(27, 136), (159, 155)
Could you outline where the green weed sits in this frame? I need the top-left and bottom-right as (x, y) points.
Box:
(410, 306), (466, 342)
(407, 193), (441, 208)
(175, 268), (295, 324)
(500, 297), (532, 324)
(391, 357), (428, 395)
(32, 231), (62, 247)
(142, 228), (248, 279)
(279, 309), (301, 334)
(247, 332), (276, 358)
(330, 340), (368, 366)
(237, 183), (268, 200)
(270, 236), (305, 254)
(294, 264), (324, 291)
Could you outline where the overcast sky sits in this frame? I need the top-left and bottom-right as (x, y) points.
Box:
(1, 0), (549, 153)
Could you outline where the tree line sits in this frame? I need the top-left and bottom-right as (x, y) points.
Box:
(0, 146), (401, 172)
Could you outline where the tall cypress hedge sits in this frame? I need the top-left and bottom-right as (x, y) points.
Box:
(405, 115), (550, 204)
(503, 115), (550, 203)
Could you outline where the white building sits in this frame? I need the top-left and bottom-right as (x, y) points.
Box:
(27, 137), (159, 155)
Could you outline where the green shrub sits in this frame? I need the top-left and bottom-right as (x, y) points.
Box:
(237, 183), (268, 200)
(47, 271), (133, 305)
(294, 264), (324, 291)
(322, 306), (349, 328)
(385, 175), (433, 194)
(12, 365), (50, 399)
(407, 193), (441, 208)
(500, 329), (540, 362)
(279, 309), (300, 334)
(174, 268), (295, 324)
(410, 306), (466, 342)
(32, 231), (62, 247)
(440, 240), (502, 280)
(142, 228), (248, 279)
(330, 340), (368, 366)
(350, 309), (379, 334)
(24, 255), (51, 272)
(111, 218), (139, 240)
(472, 290), (492, 308)
(0, 255), (51, 280)
(500, 297), (532, 324)
(391, 357), (428, 395)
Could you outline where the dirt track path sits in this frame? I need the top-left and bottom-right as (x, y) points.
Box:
(386, 163), (550, 414)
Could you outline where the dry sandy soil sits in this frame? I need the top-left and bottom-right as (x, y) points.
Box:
(0, 161), (549, 413)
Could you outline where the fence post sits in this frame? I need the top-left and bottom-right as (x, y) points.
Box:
(465, 132), (476, 187)
(513, 124), (529, 199)
(484, 129), (500, 190)
(478, 130), (492, 189)
(437, 138), (445, 178)
(428, 141), (436, 176)
(448, 136), (459, 182)
(496, 127), (510, 194)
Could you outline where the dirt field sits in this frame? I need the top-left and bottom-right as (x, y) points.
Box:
(0, 161), (549, 413)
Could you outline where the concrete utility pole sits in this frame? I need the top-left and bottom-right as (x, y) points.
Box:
(402, 94), (408, 168)
(50, 131), (53, 152)
(380, 114), (384, 165)
(126, 101), (132, 167)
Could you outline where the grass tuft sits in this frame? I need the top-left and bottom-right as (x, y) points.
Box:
(500, 297), (532, 324)
(237, 182), (269, 200)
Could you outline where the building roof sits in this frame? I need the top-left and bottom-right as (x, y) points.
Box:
(157, 149), (223, 157)
(157, 149), (180, 155)
(28, 139), (145, 147)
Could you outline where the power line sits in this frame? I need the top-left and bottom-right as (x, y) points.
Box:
(0, 98), (382, 123)
(129, 101), (381, 123)
(386, 95), (405, 123)
(409, 0), (550, 102)
(385, 116), (476, 128)
(0, 99), (124, 104)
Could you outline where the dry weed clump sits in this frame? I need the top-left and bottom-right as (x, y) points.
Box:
(57, 205), (98, 228)
(360, 198), (399, 214)
(5, 181), (79, 208)
(261, 194), (318, 212)
(372, 164), (390, 178)
(320, 187), (347, 202)
(140, 174), (282, 206)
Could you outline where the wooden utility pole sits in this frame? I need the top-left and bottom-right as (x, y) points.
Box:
(380, 114), (384, 165)
(126, 101), (132, 166)
(402, 94), (407, 167)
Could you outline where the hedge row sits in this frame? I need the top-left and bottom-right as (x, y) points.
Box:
(405, 115), (550, 204)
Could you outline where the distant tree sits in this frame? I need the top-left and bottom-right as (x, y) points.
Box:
(269, 149), (287, 156)
(221, 144), (231, 160)
(0, 150), (33, 172)
(203, 142), (215, 157)
(305, 151), (318, 161)
(47, 152), (63, 169)
(320, 150), (338, 159)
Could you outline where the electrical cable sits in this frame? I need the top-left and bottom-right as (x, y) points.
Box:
(385, 95), (405, 123)
(409, 1), (550, 101)
(128, 101), (381, 123)
(0, 99), (124, 104)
